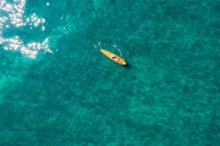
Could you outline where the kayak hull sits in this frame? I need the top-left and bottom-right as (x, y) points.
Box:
(100, 49), (126, 65)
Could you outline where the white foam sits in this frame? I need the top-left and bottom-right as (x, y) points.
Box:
(0, 0), (52, 58)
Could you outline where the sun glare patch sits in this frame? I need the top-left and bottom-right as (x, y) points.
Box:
(0, 0), (52, 58)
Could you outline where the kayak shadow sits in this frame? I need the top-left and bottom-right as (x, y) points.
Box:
(123, 63), (131, 69)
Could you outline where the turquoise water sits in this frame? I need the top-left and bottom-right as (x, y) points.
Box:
(0, 0), (220, 145)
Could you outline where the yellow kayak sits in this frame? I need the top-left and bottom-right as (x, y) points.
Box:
(100, 49), (126, 65)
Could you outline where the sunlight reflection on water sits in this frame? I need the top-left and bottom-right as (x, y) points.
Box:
(0, 0), (52, 58)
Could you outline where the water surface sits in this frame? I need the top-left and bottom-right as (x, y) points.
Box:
(0, 0), (220, 145)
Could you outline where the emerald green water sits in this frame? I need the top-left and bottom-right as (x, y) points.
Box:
(0, 0), (220, 145)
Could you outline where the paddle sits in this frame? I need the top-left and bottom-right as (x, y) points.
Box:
(113, 44), (123, 58)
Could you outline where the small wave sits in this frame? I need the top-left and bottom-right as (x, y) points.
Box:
(0, 0), (52, 58)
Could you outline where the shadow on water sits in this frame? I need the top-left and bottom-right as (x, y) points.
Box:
(123, 63), (131, 69)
